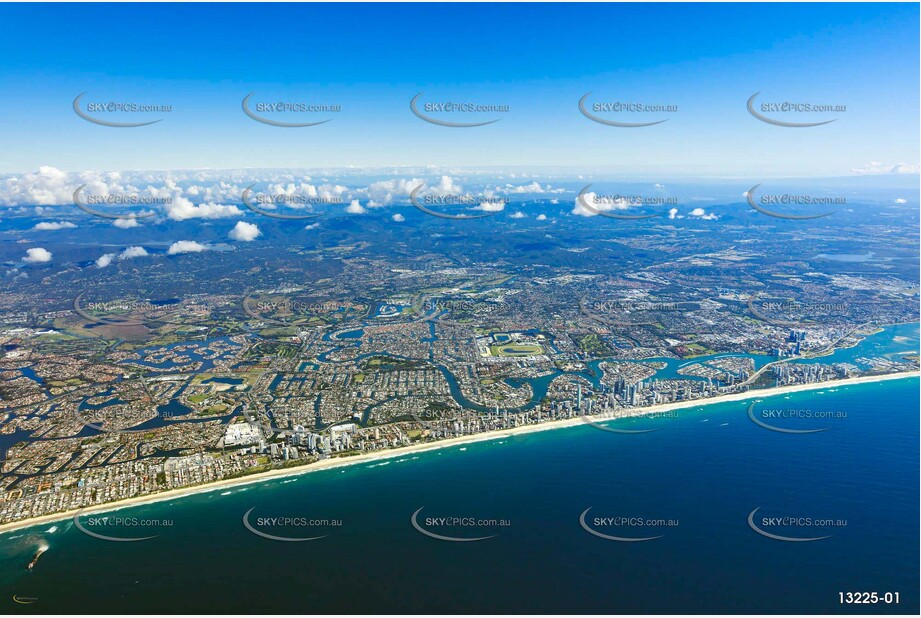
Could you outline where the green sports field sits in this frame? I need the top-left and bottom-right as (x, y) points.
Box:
(489, 343), (544, 357)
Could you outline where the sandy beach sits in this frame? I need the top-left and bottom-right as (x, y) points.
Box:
(1, 370), (917, 536)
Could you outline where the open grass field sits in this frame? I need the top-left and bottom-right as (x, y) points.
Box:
(489, 343), (544, 357)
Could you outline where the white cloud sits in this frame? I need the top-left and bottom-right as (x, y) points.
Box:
(96, 253), (115, 268)
(851, 161), (920, 175)
(0, 168), (331, 211)
(229, 221), (261, 242)
(317, 184), (350, 200)
(503, 181), (563, 194)
(34, 221), (76, 230)
(572, 192), (638, 217)
(164, 197), (243, 221)
(688, 207), (718, 220)
(0, 166), (71, 206)
(895, 198), (907, 204)
(120, 246), (148, 259)
(361, 178), (423, 206)
(96, 246), (149, 267)
(23, 247), (52, 263)
(475, 200), (506, 212)
(304, 223), (320, 230)
(259, 182), (319, 201)
(509, 211), (526, 219)
(362, 175), (462, 206)
(668, 208), (679, 219)
(168, 240), (209, 255)
(430, 175), (462, 195)
(345, 200), (366, 214)
(536, 214), (547, 221)
(392, 213), (405, 222)
(113, 218), (139, 229)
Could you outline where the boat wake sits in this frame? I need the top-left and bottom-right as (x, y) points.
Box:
(27, 543), (49, 571)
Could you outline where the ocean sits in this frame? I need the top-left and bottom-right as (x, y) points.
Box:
(1, 377), (918, 614)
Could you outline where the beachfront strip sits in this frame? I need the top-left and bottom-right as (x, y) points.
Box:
(1, 361), (917, 533)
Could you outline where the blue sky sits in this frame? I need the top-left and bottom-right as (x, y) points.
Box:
(0, 3), (917, 176)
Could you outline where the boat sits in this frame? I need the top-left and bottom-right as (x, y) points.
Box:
(27, 546), (47, 571)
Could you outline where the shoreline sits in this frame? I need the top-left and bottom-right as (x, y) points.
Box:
(1, 370), (918, 537)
